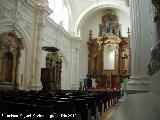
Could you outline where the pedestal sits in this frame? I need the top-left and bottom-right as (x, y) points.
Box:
(126, 77), (151, 94)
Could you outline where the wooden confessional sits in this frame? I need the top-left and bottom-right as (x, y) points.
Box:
(87, 10), (131, 89)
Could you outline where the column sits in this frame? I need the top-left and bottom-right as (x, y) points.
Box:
(127, 0), (154, 93)
(75, 48), (80, 88)
(28, 5), (51, 90)
(70, 38), (80, 90)
(70, 48), (79, 90)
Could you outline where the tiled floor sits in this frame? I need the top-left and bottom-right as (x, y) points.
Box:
(96, 102), (122, 120)
(109, 93), (160, 120)
(91, 93), (160, 120)
(98, 107), (117, 120)
(96, 96), (126, 120)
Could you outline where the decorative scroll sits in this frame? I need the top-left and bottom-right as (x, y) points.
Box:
(0, 31), (23, 52)
(46, 52), (61, 68)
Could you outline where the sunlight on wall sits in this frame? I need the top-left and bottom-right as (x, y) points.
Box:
(48, 0), (55, 19)
(63, 6), (69, 31)
(48, 0), (69, 31)
(54, 0), (63, 24)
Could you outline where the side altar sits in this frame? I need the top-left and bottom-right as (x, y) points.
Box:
(87, 10), (131, 90)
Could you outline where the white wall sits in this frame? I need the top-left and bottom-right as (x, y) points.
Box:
(0, 0), (80, 90)
(39, 18), (81, 90)
(79, 8), (130, 80)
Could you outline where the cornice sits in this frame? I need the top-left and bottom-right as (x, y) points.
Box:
(26, 0), (52, 16)
(45, 17), (80, 42)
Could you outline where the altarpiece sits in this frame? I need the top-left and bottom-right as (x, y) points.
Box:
(87, 10), (131, 89)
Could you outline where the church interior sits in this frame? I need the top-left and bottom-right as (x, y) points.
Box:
(0, 0), (160, 119)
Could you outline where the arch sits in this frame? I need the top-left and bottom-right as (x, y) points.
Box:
(0, 30), (24, 89)
(0, 20), (31, 54)
(0, 20), (31, 89)
(73, 1), (130, 36)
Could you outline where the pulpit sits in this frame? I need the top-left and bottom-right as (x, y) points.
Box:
(41, 68), (55, 93)
(41, 46), (62, 92)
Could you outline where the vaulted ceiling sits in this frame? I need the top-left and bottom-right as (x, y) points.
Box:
(65, 0), (129, 36)
(67, 0), (128, 19)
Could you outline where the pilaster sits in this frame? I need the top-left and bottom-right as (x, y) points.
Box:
(70, 37), (80, 90)
(28, 4), (52, 90)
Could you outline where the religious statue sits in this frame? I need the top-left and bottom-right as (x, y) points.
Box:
(106, 17), (116, 34)
(99, 24), (102, 35)
(99, 24), (106, 35)
(99, 10), (119, 36)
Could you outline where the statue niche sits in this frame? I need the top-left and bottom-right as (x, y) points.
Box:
(0, 30), (24, 90)
(99, 10), (120, 36)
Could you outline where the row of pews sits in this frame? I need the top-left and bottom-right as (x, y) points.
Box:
(0, 89), (121, 120)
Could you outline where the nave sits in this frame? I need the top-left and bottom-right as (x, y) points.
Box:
(0, 0), (160, 119)
(0, 89), (121, 120)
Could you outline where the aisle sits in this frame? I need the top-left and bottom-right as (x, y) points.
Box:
(97, 102), (122, 120)
(109, 93), (160, 120)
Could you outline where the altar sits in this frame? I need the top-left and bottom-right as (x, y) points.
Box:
(87, 10), (131, 90)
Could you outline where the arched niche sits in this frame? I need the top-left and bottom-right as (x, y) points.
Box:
(103, 47), (116, 70)
(0, 30), (24, 90)
(87, 30), (131, 88)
